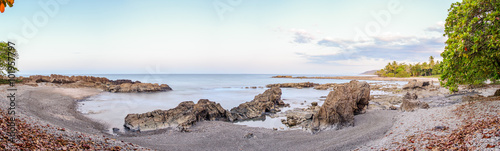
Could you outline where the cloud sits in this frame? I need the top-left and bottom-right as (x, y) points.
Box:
(290, 29), (315, 44)
(424, 21), (445, 33)
(293, 22), (447, 65)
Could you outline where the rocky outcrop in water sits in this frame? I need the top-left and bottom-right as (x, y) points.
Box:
(266, 82), (318, 88)
(230, 87), (288, 121)
(313, 83), (343, 90)
(272, 75), (293, 78)
(400, 92), (430, 112)
(311, 80), (370, 133)
(107, 83), (172, 93)
(124, 87), (288, 132)
(25, 74), (172, 93)
(124, 99), (232, 132)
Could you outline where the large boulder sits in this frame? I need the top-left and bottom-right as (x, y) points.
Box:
(124, 99), (231, 132)
(311, 80), (370, 133)
(230, 87), (287, 121)
(400, 92), (429, 112)
(229, 101), (274, 121)
(253, 86), (284, 105)
(403, 80), (430, 89)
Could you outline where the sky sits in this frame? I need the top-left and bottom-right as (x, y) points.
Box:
(0, 0), (458, 75)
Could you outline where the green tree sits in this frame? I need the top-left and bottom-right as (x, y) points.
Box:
(0, 41), (18, 75)
(429, 56), (435, 67)
(440, 0), (500, 91)
(422, 62), (429, 76)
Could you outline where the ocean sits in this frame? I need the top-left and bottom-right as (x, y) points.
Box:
(42, 74), (404, 132)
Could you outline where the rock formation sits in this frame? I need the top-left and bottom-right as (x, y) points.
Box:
(271, 75), (293, 78)
(400, 92), (430, 112)
(403, 80), (431, 90)
(124, 99), (232, 132)
(313, 83), (341, 90)
(266, 82), (318, 88)
(310, 80), (370, 133)
(124, 87), (288, 132)
(230, 87), (288, 121)
(24, 74), (172, 93)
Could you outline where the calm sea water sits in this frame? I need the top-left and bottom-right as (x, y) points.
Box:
(40, 74), (404, 132)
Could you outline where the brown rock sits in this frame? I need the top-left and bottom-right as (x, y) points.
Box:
(311, 102), (318, 107)
(272, 75), (292, 78)
(231, 87), (286, 121)
(420, 102), (430, 109)
(230, 101), (274, 121)
(403, 80), (430, 89)
(160, 84), (173, 91)
(494, 89), (500, 96)
(403, 92), (418, 100)
(266, 82), (318, 88)
(253, 86), (284, 105)
(311, 80), (370, 132)
(27, 74), (172, 93)
(124, 99), (231, 131)
(400, 92), (429, 112)
(230, 87), (286, 121)
(25, 83), (38, 87)
(389, 105), (398, 110)
(400, 100), (419, 112)
(314, 83), (340, 90)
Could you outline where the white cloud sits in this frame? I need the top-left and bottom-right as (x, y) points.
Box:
(289, 28), (315, 44)
(287, 22), (447, 65)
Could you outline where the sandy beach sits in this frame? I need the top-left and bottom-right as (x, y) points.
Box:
(1, 78), (499, 150)
(0, 84), (396, 150)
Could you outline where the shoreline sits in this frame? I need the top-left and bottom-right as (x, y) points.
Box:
(0, 84), (150, 150)
(1, 84), (397, 150)
(2, 80), (499, 150)
(273, 75), (439, 82)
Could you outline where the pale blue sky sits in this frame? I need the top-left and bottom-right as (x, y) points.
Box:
(0, 0), (458, 74)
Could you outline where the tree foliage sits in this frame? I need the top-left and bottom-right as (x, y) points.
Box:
(0, 41), (18, 75)
(0, 0), (14, 13)
(440, 0), (500, 91)
(375, 56), (442, 78)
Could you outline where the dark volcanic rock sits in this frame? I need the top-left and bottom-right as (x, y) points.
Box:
(124, 87), (288, 132)
(311, 80), (370, 133)
(124, 99), (232, 131)
(230, 87), (287, 121)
